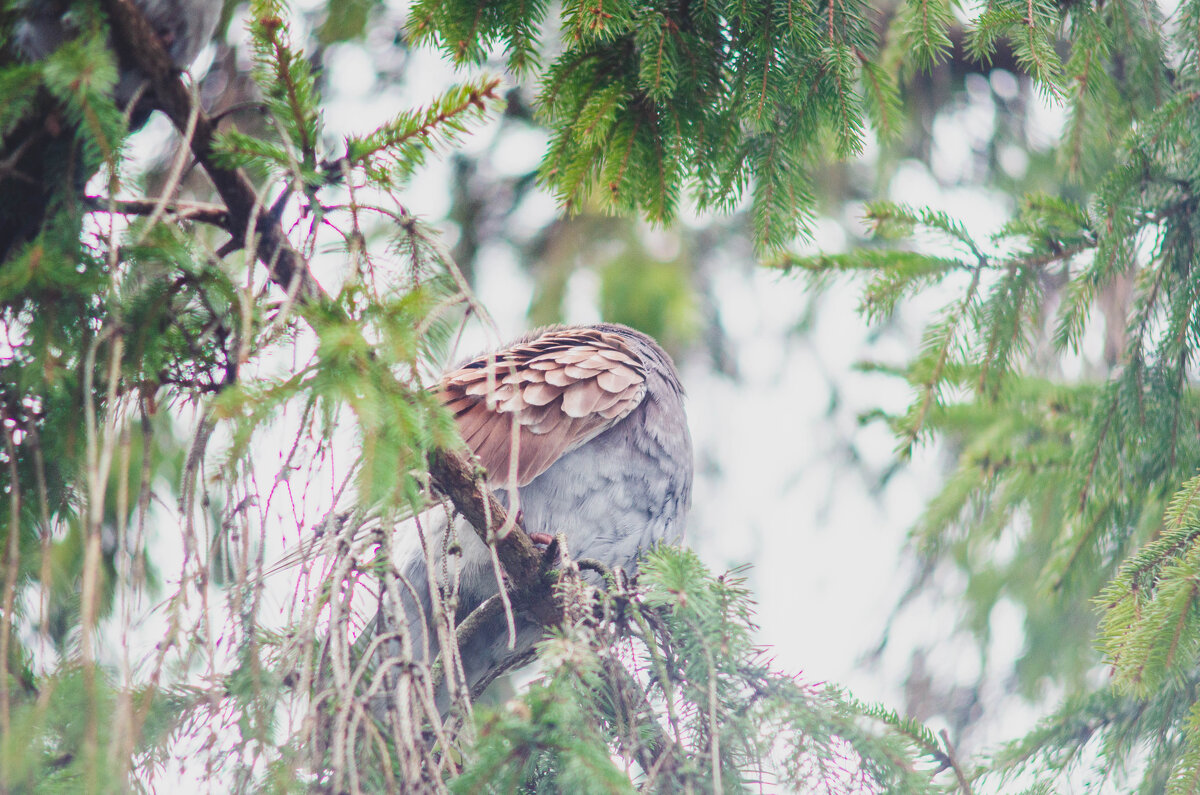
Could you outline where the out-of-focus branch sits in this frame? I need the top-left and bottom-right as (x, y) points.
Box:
(83, 196), (230, 227)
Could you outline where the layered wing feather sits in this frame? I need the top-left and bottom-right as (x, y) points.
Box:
(438, 327), (647, 486)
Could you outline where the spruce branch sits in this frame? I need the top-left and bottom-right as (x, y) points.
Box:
(898, 262), (983, 456)
(340, 77), (504, 177)
(938, 729), (975, 794)
(82, 195), (231, 228)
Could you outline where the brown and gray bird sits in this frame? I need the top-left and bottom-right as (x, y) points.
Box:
(396, 323), (693, 708)
(1, 0), (223, 261)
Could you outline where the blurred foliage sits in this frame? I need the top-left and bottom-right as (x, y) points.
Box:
(599, 249), (698, 355)
(774, 0), (1200, 782)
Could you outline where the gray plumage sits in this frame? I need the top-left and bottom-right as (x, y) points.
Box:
(396, 323), (693, 709)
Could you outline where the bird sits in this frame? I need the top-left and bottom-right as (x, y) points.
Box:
(390, 322), (693, 710)
(1, 0), (224, 262)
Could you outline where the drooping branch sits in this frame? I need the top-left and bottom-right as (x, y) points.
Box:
(99, 0), (561, 626)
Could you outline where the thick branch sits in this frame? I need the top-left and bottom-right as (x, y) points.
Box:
(428, 451), (560, 625)
(99, 0), (325, 304)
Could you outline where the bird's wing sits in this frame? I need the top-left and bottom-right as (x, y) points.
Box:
(439, 327), (647, 486)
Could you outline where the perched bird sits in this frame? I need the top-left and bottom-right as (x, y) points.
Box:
(394, 323), (693, 707)
(1, 0), (224, 261)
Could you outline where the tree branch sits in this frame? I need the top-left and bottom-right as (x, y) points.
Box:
(427, 452), (560, 625)
(938, 729), (975, 794)
(83, 195), (230, 227)
(99, 0), (326, 304)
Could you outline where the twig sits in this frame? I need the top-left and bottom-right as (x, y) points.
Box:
(82, 195), (230, 227)
(938, 729), (974, 795)
(427, 590), (504, 704)
(0, 420), (21, 742)
(577, 557), (615, 584)
(131, 79), (202, 248)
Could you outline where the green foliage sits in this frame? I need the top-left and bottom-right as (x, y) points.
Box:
(598, 251), (697, 355)
(1, 667), (123, 792)
(766, 0), (1200, 784)
(0, 0), (505, 787)
(967, 0), (1065, 96)
(6, 3), (937, 790)
(452, 681), (635, 794)
(347, 77), (505, 185)
(211, 0), (323, 181)
(317, 0), (383, 44)
(13, 0), (1200, 789)
(408, 0), (906, 252)
(897, 0), (955, 70)
(454, 548), (943, 793)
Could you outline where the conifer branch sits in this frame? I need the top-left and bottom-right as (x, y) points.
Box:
(338, 77), (503, 176)
(82, 196), (231, 228)
(938, 729), (974, 794)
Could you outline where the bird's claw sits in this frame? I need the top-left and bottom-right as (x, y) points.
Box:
(527, 532), (569, 567)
